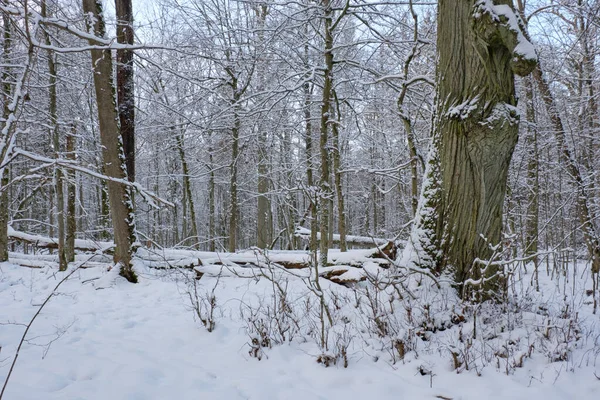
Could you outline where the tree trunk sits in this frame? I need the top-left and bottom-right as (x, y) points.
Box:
(303, 27), (318, 264)
(42, 0), (67, 270)
(0, 10), (11, 262)
(532, 65), (600, 274)
(65, 129), (76, 262)
(523, 76), (539, 265)
(406, 0), (536, 295)
(82, 0), (137, 282)
(332, 93), (346, 251)
(208, 132), (216, 252)
(175, 129), (198, 248)
(228, 90), (240, 253)
(255, 4), (272, 250)
(115, 0), (135, 182)
(318, 0), (333, 267)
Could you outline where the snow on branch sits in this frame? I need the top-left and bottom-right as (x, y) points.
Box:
(472, 0), (537, 76)
(13, 148), (174, 209)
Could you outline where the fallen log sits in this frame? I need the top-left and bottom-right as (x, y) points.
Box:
(8, 226), (113, 252)
(294, 226), (390, 247)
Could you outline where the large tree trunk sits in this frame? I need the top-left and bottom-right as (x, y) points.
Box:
(405, 0), (536, 295)
(115, 0), (135, 182)
(83, 0), (137, 282)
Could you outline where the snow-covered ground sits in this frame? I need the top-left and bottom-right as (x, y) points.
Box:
(1, 254), (599, 400)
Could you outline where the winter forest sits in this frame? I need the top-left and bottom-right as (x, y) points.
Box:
(1, 0), (600, 398)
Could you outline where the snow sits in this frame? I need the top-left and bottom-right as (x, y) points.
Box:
(473, 0), (537, 61)
(1, 256), (600, 400)
(446, 95), (481, 120)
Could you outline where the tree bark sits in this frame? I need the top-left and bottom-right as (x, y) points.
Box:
(0, 10), (11, 262)
(208, 131), (216, 252)
(115, 0), (135, 182)
(332, 92), (346, 251)
(42, 0), (67, 270)
(82, 0), (137, 282)
(411, 0), (536, 294)
(318, 0), (334, 267)
(303, 24), (318, 264)
(228, 86), (241, 253)
(65, 129), (76, 262)
(175, 129), (198, 248)
(255, 4), (272, 249)
(523, 76), (539, 266)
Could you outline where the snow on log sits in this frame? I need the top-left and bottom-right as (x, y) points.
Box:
(8, 226), (113, 252)
(294, 226), (389, 246)
(137, 244), (401, 286)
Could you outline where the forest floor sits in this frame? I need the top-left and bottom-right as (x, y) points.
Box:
(1, 249), (599, 400)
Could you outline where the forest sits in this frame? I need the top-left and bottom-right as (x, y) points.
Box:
(1, 0), (600, 399)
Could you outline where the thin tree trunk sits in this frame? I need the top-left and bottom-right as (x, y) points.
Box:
(255, 4), (272, 249)
(228, 89), (241, 253)
(332, 92), (346, 251)
(532, 65), (600, 274)
(398, 0), (422, 218)
(175, 130), (198, 248)
(0, 10), (11, 262)
(65, 129), (76, 262)
(303, 27), (318, 264)
(82, 0), (136, 282)
(319, 0), (333, 267)
(523, 76), (539, 267)
(42, 0), (67, 270)
(115, 0), (135, 182)
(208, 132), (216, 252)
